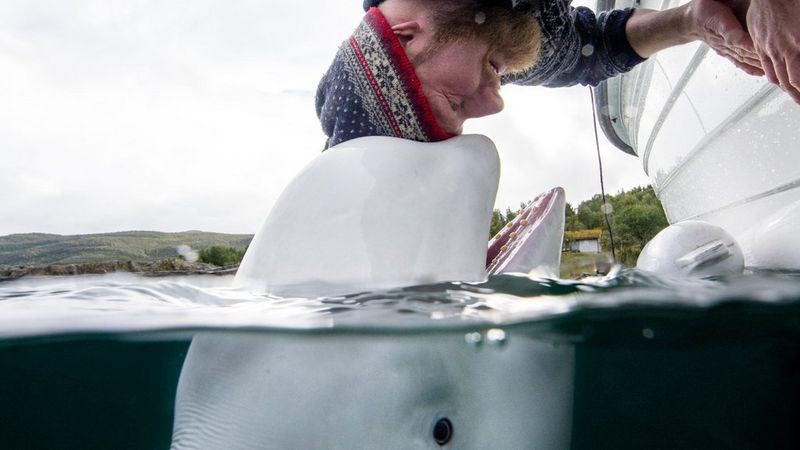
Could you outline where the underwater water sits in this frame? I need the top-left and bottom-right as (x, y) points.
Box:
(1, 270), (800, 450)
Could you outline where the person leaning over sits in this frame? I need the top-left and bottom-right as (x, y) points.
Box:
(317, 0), (792, 149)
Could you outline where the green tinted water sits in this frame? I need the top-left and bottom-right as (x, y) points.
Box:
(1, 271), (799, 449)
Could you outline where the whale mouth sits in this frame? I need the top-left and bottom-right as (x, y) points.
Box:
(433, 417), (453, 446)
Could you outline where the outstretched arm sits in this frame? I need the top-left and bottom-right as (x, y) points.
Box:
(626, 0), (762, 76)
(503, 0), (760, 88)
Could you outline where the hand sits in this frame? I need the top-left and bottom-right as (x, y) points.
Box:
(686, 0), (764, 77)
(745, 0), (800, 103)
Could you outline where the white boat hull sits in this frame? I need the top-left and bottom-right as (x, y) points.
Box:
(596, 0), (800, 270)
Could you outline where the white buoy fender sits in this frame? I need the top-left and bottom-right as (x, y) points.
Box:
(637, 220), (744, 277)
(234, 135), (501, 296)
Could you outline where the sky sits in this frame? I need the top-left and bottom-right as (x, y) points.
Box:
(0, 0), (650, 236)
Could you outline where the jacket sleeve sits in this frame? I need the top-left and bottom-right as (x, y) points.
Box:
(502, 3), (646, 87)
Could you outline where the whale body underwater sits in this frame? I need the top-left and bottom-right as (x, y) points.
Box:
(170, 136), (572, 449)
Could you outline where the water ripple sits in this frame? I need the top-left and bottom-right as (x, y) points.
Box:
(1, 269), (799, 339)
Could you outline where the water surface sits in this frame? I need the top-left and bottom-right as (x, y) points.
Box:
(2, 270), (799, 449)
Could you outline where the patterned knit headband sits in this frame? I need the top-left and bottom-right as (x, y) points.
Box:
(316, 7), (454, 149)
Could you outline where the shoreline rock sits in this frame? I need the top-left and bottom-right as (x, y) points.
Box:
(0, 260), (239, 282)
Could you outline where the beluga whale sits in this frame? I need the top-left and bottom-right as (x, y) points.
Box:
(171, 136), (572, 450)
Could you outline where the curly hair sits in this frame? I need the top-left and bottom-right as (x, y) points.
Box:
(416, 0), (541, 74)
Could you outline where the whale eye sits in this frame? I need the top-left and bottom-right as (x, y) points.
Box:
(433, 418), (453, 446)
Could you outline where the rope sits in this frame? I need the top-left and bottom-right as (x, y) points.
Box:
(589, 86), (617, 262)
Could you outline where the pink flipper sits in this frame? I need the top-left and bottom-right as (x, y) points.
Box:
(486, 187), (566, 278)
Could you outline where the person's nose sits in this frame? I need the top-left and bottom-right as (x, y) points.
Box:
(462, 86), (504, 119)
(489, 55), (508, 76)
(462, 66), (504, 118)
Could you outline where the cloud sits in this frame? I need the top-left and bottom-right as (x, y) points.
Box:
(465, 84), (649, 209)
(0, 0), (650, 236)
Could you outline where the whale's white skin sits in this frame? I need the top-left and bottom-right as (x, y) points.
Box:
(172, 136), (573, 449)
(171, 331), (574, 450)
(234, 135), (501, 298)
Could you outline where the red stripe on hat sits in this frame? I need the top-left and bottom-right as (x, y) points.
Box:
(348, 35), (404, 138)
(364, 7), (454, 141)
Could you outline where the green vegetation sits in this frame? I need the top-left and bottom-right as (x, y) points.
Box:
(489, 203), (527, 237)
(560, 252), (612, 279)
(197, 246), (247, 267)
(490, 185), (668, 272)
(566, 185), (668, 266)
(0, 231), (252, 266)
(4, 187), (665, 276)
(157, 257), (189, 272)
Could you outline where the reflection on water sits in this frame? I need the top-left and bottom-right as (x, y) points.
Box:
(1, 270), (800, 449)
(2, 269), (800, 338)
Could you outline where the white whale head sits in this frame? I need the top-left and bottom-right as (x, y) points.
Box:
(233, 135), (501, 297)
(171, 330), (574, 450)
(172, 136), (573, 449)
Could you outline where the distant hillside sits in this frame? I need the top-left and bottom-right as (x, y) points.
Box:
(0, 231), (253, 266)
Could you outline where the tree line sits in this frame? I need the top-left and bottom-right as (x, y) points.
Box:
(490, 185), (668, 266)
(198, 186), (668, 269)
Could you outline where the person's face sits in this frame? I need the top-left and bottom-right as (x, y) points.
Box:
(413, 38), (507, 135)
(390, 3), (538, 136)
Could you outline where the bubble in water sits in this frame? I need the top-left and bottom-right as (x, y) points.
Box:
(464, 332), (483, 348)
(642, 328), (655, 339)
(486, 328), (507, 347)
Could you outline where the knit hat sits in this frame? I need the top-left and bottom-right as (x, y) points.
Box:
(362, 1), (534, 13)
(316, 7), (453, 149)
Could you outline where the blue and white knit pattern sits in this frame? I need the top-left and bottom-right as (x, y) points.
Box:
(345, 18), (429, 142)
(316, 8), (451, 149)
(503, 2), (643, 87)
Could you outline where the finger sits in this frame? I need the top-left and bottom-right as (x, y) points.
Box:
(786, 55), (800, 104)
(732, 52), (763, 68)
(772, 59), (800, 103)
(713, 46), (764, 71)
(761, 54), (780, 86)
(737, 62), (766, 77)
(723, 30), (760, 59)
(720, 51), (766, 76)
(711, 45), (763, 76)
(784, 86), (800, 104)
(773, 58), (793, 93)
(739, 63), (766, 77)
(705, 36), (760, 64)
(741, 56), (764, 69)
(732, 62), (766, 77)
(731, 46), (760, 61)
